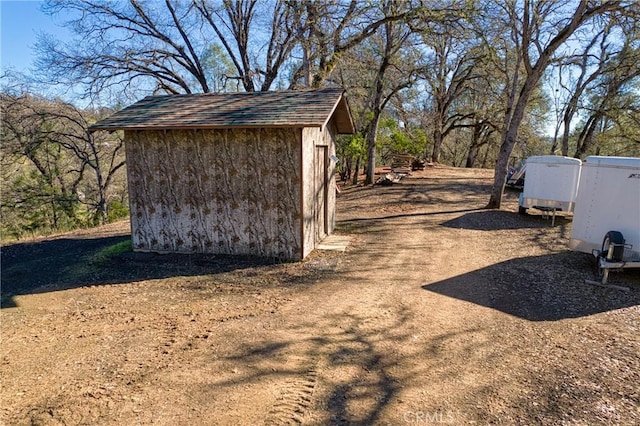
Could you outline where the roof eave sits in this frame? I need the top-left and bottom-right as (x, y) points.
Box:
(322, 92), (355, 135)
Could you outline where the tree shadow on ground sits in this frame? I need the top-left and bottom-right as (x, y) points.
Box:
(1, 235), (283, 308)
(422, 252), (640, 321)
(337, 207), (485, 227)
(207, 308), (416, 425)
(441, 210), (571, 231)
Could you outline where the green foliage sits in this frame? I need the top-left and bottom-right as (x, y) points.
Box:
(343, 134), (367, 158)
(335, 134), (367, 180)
(377, 118), (428, 163)
(1, 91), (128, 241)
(1, 151), (82, 241)
(586, 117), (640, 157)
(91, 238), (132, 265)
(107, 200), (129, 223)
(97, 239), (132, 258)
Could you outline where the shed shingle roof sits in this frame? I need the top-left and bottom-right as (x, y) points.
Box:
(89, 88), (354, 134)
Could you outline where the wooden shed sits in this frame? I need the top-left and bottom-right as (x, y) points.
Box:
(90, 88), (354, 260)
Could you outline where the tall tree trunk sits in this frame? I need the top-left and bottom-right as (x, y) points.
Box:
(431, 121), (444, 164)
(561, 111), (573, 156)
(465, 123), (490, 168)
(480, 144), (491, 168)
(573, 114), (603, 159)
(549, 123), (560, 155)
(352, 156), (361, 185)
(365, 110), (382, 185)
(485, 0), (613, 208)
(344, 157), (352, 181)
(487, 76), (538, 208)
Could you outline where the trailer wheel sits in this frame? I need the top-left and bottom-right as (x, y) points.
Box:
(602, 231), (625, 262)
(518, 206), (527, 215)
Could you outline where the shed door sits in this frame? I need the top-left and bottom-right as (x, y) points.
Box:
(315, 146), (328, 241)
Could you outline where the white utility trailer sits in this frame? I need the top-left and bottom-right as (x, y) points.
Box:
(518, 155), (582, 225)
(568, 156), (640, 287)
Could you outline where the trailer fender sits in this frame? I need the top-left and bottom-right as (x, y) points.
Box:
(602, 231), (625, 262)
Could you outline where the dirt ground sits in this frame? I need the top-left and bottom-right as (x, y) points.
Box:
(2, 165), (639, 425)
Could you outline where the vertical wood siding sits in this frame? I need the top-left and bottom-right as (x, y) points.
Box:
(301, 127), (319, 258)
(301, 125), (338, 258)
(125, 128), (303, 259)
(324, 123), (337, 235)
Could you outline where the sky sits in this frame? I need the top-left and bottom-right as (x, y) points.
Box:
(1, 0), (73, 73)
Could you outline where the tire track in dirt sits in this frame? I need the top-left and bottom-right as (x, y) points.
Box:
(267, 195), (509, 424)
(262, 211), (437, 424)
(263, 357), (321, 425)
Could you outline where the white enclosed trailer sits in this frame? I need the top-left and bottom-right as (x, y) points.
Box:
(568, 156), (640, 285)
(518, 155), (582, 217)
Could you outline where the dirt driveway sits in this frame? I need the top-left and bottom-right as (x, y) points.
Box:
(2, 166), (639, 425)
